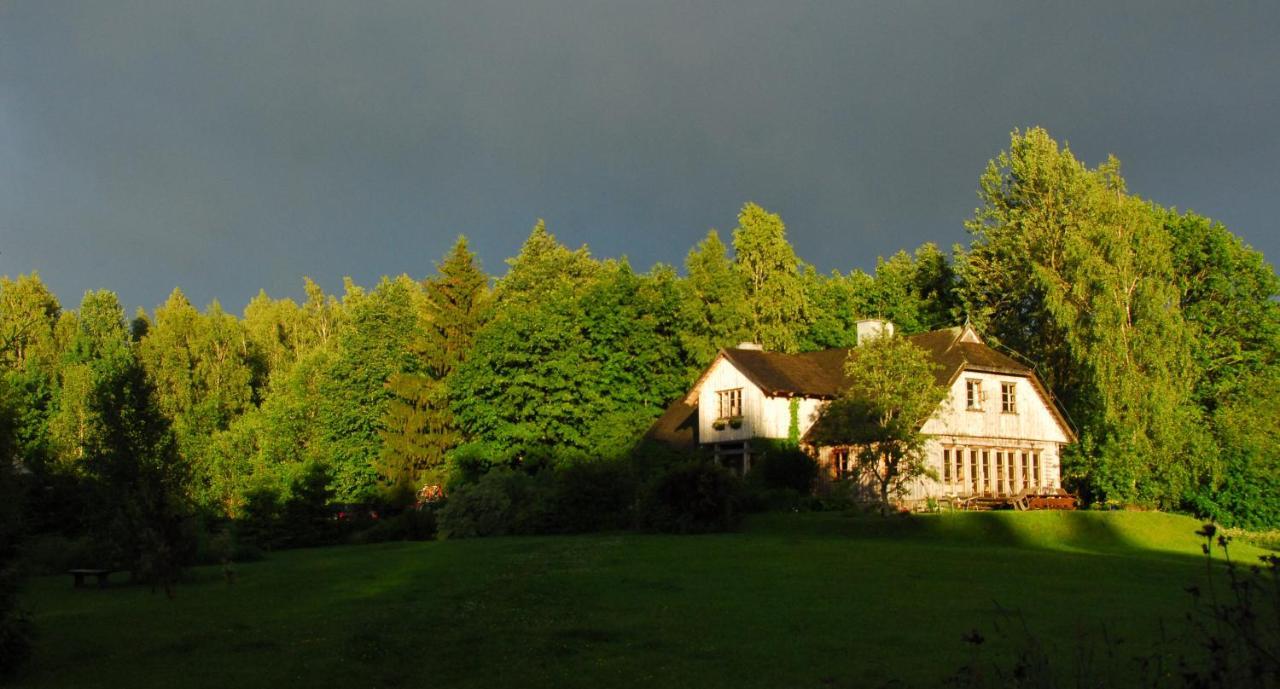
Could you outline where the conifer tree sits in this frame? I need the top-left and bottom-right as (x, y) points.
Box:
(320, 276), (423, 502)
(379, 238), (488, 497)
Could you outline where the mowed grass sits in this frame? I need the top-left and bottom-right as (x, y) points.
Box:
(12, 511), (1269, 689)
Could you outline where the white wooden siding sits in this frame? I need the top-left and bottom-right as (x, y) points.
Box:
(696, 357), (826, 443)
(696, 357), (765, 442)
(697, 356), (1068, 501)
(922, 372), (1069, 443)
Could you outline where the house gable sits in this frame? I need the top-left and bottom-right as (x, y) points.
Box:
(659, 325), (1075, 449)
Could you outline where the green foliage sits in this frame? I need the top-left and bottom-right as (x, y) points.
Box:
(786, 397), (800, 446)
(960, 128), (1208, 509)
(435, 469), (555, 539)
(861, 243), (960, 334)
(379, 237), (488, 498)
(5, 145), (1280, 558)
(680, 230), (750, 366)
(233, 461), (337, 550)
(40, 291), (195, 587)
(748, 440), (818, 494)
(350, 508), (437, 544)
(497, 220), (599, 304)
(319, 276), (425, 502)
(0, 379), (31, 675)
(452, 240), (690, 466)
(637, 460), (741, 533)
(137, 289), (255, 513)
(811, 334), (946, 514)
(732, 203), (807, 352)
(798, 266), (866, 350)
(436, 460), (639, 539)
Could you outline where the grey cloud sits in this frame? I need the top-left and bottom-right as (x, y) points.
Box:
(1, 1), (1277, 312)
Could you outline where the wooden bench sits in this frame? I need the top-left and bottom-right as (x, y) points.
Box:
(68, 568), (115, 589)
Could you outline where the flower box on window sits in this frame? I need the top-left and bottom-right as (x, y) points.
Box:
(728, 416), (743, 429)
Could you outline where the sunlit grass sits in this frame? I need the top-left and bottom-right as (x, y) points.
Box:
(14, 511), (1263, 689)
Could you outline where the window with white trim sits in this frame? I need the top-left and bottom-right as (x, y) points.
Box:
(966, 379), (983, 410)
(716, 388), (742, 420)
(1001, 382), (1017, 413)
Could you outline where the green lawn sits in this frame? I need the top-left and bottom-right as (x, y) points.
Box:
(11, 511), (1268, 689)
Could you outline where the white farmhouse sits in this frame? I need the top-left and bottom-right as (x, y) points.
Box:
(647, 321), (1076, 506)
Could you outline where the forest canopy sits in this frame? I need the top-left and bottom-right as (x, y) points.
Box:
(2, 128), (1278, 530)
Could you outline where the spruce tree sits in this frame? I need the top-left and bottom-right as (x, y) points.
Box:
(379, 238), (488, 497)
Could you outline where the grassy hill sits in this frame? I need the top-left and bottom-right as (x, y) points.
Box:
(12, 511), (1269, 689)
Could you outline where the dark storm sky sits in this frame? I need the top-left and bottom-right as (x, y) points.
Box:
(2, 1), (1278, 313)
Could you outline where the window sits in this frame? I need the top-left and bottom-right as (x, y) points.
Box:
(833, 447), (850, 480)
(716, 388), (742, 420)
(995, 452), (1005, 494)
(1001, 382), (1017, 413)
(1030, 452), (1040, 489)
(966, 379), (983, 410)
(943, 448), (952, 484)
(969, 449), (980, 493)
(981, 450), (990, 492)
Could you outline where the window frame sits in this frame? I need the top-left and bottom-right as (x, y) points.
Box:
(1001, 381), (1017, 414)
(965, 378), (984, 411)
(716, 388), (743, 420)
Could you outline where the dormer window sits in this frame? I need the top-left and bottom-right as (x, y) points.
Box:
(965, 379), (983, 411)
(1001, 382), (1017, 413)
(717, 388), (743, 420)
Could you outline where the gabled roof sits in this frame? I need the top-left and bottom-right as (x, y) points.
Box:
(698, 325), (1031, 399)
(680, 325), (1076, 442)
(643, 398), (699, 449)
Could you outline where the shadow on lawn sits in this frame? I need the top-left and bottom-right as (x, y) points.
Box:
(743, 509), (1247, 563)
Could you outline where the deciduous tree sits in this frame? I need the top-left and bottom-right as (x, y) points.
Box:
(810, 333), (946, 515)
(731, 203), (807, 352)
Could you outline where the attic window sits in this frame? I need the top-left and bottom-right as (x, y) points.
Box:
(717, 388), (743, 420)
(965, 379), (983, 411)
(1001, 382), (1017, 413)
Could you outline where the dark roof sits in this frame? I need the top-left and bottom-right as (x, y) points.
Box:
(643, 398), (699, 449)
(648, 325), (1076, 447)
(718, 326), (1032, 399)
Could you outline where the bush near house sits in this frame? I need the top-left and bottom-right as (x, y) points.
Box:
(637, 460), (742, 534)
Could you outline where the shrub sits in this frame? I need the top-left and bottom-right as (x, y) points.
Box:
(436, 460), (637, 539)
(193, 528), (264, 565)
(351, 508), (438, 544)
(18, 533), (113, 574)
(436, 469), (555, 539)
(749, 444), (819, 494)
(234, 483), (284, 551)
(545, 461), (636, 533)
(279, 462), (337, 548)
(232, 463), (340, 551)
(638, 460), (741, 534)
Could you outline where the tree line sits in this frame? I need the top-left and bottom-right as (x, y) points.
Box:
(0, 127), (1277, 553)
